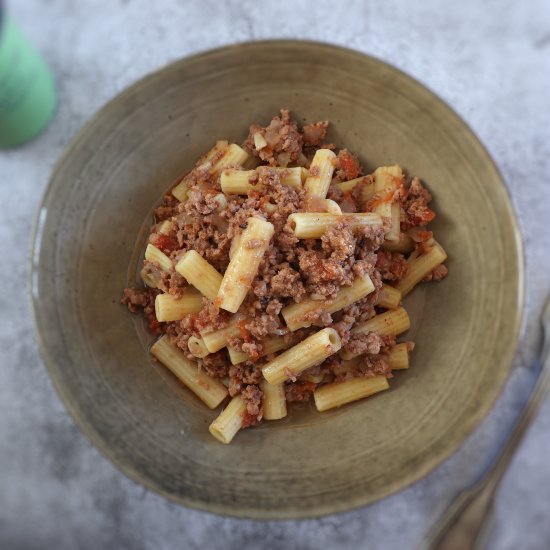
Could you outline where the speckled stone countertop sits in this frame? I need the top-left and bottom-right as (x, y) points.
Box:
(1, 1), (550, 548)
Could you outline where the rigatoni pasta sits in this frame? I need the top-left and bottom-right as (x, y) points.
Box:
(209, 396), (247, 444)
(288, 212), (382, 238)
(396, 241), (448, 296)
(282, 275), (375, 331)
(262, 328), (342, 385)
(220, 167), (303, 195)
(175, 250), (223, 301)
(260, 380), (287, 420)
(150, 336), (227, 409)
(145, 244), (172, 272)
(372, 165), (403, 242)
(304, 148), (336, 199)
(155, 288), (203, 322)
(314, 376), (390, 412)
(228, 335), (297, 365)
(122, 109), (448, 443)
(216, 217), (274, 313)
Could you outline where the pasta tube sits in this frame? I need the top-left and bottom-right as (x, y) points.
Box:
(253, 132), (267, 150)
(150, 336), (228, 409)
(262, 328), (341, 385)
(342, 307), (410, 359)
(171, 141), (229, 201)
(377, 284), (402, 309)
(351, 306), (410, 337)
(381, 232), (414, 253)
(140, 266), (160, 289)
(301, 371), (325, 383)
(145, 244), (172, 272)
(157, 220), (174, 235)
(335, 176), (375, 205)
(220, 170), (254, 195)
(372, 165), (403, 242)
(282, 275), (375, 332)
(175, 250), (223, 301)
(335, 176), (368, 194)
(319, 199), (342, 214)
(220, 167), (303, 195)
(212, 143), (249, 173)
(304, 149), (336, 199)
(288, 213), (382, 239)
(227, 335), (297, 365)
(216, 217), (274, 313)
(171, 179), (190, 202)
(209, 396), (246, 444)
(388, 342), (414, 370)
(396, 242), (447, 296)
(201, 316), (246, 353)
(304, 198), (343, 214)
(227, 346), (248, 365)
(260, 380), (287, 420)
(314, 375), (389, 412)
(388, 202), (401, 242)
(154, 288), (203, 321)
(187, 336), (210, 358)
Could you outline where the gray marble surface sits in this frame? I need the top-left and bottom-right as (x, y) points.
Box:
(1, 1), (549, 548)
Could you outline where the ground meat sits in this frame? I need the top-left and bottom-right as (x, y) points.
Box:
(241, 340), (265, 360)
(121, 287), (162, 333)
(334, 149), (363, 181)
(201, 351), (230, 379)
(301, 307), (333, 327)
(302, 121), (329, 147)
(153, 193), (179, 221)
(376, 250), (408, 282)
(380, 335), (397, 354)
(326, 185), (344, 204)
(175, 220), (230, 271)
(424, 263), (449, 282)
(151, 268), (187, 296)
(401, 177), (436, 229)
(166, 271), (187, 296)
(244, 308), (283, 339)
(331, 320), (353, 346)
(164, 322), (192, 353)
(121, 287), (155, 313)
(345, 331), (383, 356)
(193, 301), (230, 333)
(269, 264), (306, 301)
(285, 381), (317, 402)
(408, 226), (433, 243)
(241, 384), (264, 427)
(321, 220), (355, 261)
(154, 204), (176, 221)
(229, 364), (263, 396)
(298, 248), (354, 298)
(150, 232), (179, 254)
(185, 187), (225, 216)
(355, 224), (386, 259)
(243, 109), (303, 166)
(341, 291), (379, 324)
(357, 355), (393, 378)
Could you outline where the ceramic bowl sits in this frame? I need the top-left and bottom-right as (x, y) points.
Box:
(31, 41), (524, 519)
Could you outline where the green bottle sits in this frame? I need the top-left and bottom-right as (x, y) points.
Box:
(0, 5), (56, 148)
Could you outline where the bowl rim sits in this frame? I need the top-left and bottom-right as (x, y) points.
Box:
(29, 38), (526, 520)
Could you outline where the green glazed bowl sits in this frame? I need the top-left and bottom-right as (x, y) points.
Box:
(31, 41), (524, 519)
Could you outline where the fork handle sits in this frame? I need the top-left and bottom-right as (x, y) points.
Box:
(423, 475), (497, 549)
(424, 341), (550, 550)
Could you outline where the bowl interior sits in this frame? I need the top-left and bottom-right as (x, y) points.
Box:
(32, 41), (523, 519)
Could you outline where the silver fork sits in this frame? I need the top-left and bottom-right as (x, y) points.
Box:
(423, 297), (550, 550)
